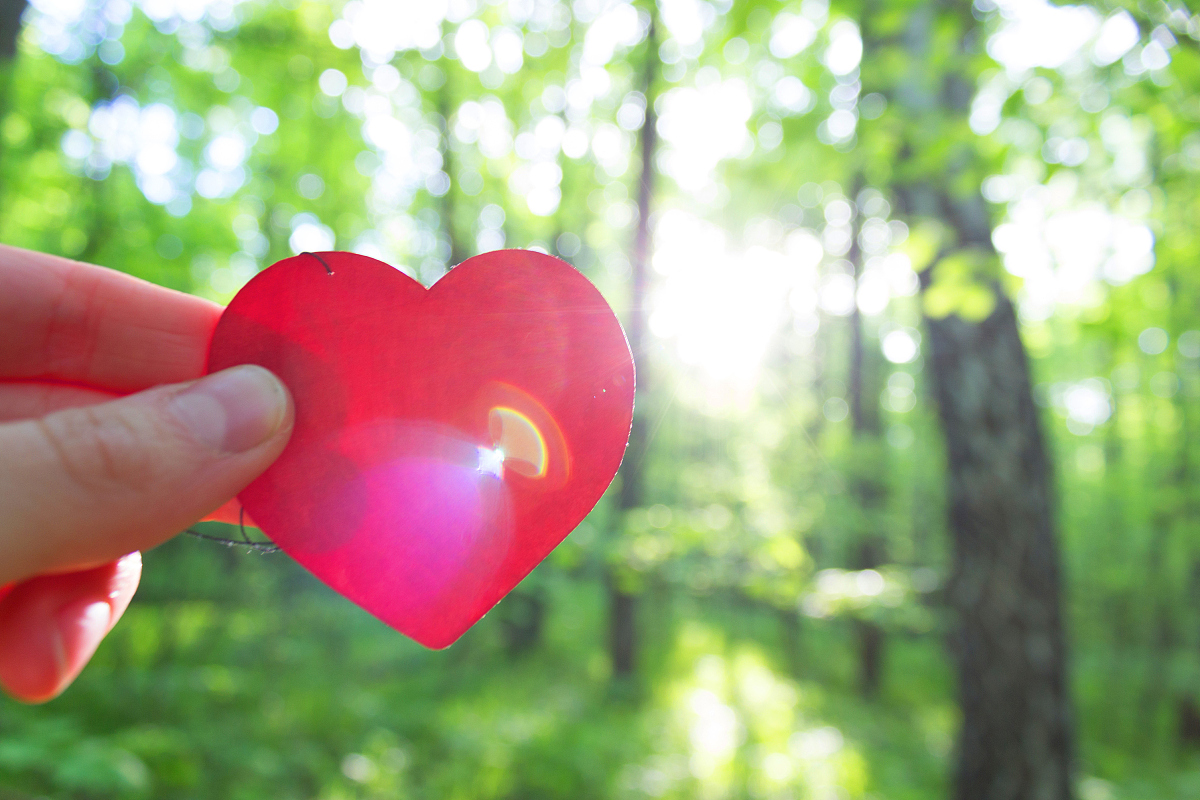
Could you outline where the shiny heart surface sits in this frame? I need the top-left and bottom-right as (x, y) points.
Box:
(207, 250), (634, 648)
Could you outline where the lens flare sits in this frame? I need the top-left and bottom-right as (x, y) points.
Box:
(471, 381), (571, 489)
(489, 406), (548, 478)
(477, 445), (506, 478)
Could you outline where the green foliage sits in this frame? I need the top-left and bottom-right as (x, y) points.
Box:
(921, 249), (996, 321)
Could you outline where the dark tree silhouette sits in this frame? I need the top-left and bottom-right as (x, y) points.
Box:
(608, 13), (658, 679)
(0, 0), (25, 61)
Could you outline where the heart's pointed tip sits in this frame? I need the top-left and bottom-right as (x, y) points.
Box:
(405, 626), (468, 651)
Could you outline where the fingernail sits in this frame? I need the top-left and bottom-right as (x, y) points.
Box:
(169, 365), (289, 454)
(111, 552), (142, 596)
(53, 599), (111, 678)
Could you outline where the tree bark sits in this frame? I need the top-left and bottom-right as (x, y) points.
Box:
(608, 576), (637, 677)
(0, 0), (25, 61)
(873, 1), (1076, 791)
(921, 269), (1074, 800)
(847, 187), (887, 699)
(498, 588), (545, 656)
(0, 0), (26, 182)
(607, 15), (658, 679)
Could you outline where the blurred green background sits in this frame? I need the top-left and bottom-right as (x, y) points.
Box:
(1, 0), (1199, 797)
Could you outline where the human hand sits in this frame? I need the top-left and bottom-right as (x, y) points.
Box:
(0, 245), (293, 703)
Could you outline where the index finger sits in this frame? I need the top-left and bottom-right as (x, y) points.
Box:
(0, 244), (222, 393)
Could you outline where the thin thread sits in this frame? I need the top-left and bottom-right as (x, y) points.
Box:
(183, 528), (280, 553)
(183, 506), (280, 553)
(302, 251), (334, 275)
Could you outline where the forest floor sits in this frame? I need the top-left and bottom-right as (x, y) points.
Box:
(1, 536), (1199, 799)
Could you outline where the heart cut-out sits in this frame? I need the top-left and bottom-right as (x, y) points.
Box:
(207, 250), (634, 647)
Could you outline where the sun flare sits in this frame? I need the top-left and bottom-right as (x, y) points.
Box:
(648, 211), (819, 390)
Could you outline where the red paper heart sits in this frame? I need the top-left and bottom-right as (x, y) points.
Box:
(207, 250), (634, 648)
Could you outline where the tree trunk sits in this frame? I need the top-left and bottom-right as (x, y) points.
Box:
(871, 1), (1076, 790)
(0, 0), (26, 180)
(847, 185), (887, 699)
(498, 588), (545, 656)
(436, 81), (465, 268)
(608, 576), (637, 677)
(607, 15), (658, 679)
(0, 0), (24, 61)
(922, 281), (1074, 800)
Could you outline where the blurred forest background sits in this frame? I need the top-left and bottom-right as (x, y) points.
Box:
(1, 0), (1199, 797)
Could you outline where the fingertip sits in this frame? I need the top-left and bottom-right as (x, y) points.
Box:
(49, 598), (112, 695)
(110, 552), (142, 618)
(0, 592), (60, 702)
(169, 365), (293, 455)
(0, 556), (141, 704)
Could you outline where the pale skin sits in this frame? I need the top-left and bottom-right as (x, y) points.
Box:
(0, 244), (293, 702)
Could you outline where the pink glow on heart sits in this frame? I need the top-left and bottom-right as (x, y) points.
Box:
(278, 420), (516, 644)
(207, 250), (633, 648)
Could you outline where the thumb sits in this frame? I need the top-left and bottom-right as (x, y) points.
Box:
(0, 365), (292, 585)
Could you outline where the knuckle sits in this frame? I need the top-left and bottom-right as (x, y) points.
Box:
(36, 405), (159, 495)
